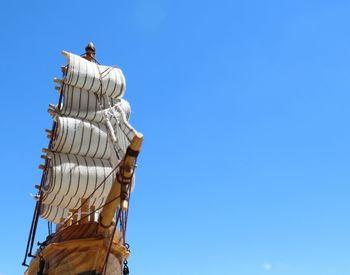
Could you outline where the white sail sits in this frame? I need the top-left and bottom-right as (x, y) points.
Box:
(40, 198), (105, 224)
(63, 52), (126, 98)
(60, 84), (130, 124)
(39, 52), (137, 223)
(52, 117), (112, 159)
(40, 205), (69, 223)
(43, 153), (114, 197)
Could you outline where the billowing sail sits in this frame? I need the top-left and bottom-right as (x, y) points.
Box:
(39, 52), (137, 224)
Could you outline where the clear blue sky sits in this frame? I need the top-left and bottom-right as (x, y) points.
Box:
(1, 0), (350, 274)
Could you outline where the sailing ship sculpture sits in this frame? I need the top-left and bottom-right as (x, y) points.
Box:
(23, 43), (143, 275)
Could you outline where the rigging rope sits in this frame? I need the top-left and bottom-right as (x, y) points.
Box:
(22, 201), (38, 266)
(22, 69), (66, 266)
(102, 208), (122, 275)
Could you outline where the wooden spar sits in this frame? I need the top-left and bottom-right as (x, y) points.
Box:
(98, 133), (143, 230)
(90, 205), (96, 222)
(42, 148), (51, 154)
(81, 198), (90, 224)
(67, 209), (77, 226)
(61, 50), (69, 57)
(48, 109), (57, 117)
(60, 66), (67, 74)
(84, 42), (96, 62)
(53, 78), (63, 85)
(49, 103), (56, 110)
(40, 154), (50, 160)
(72, 212), (78, 224)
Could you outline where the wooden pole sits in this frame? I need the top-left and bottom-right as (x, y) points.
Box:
(53, 78), (63, 85)
(42, 148), (51, 154)
(61, 66), (67, 74)
(98, 133), (143, 231)
(80, 198), (89, 224)
(41, 155), (50, 160)
(84, 42), (96, 62)
(48, 109), (57, 117)
(72, 212), (78, 224)
(90, 205), (95, 222)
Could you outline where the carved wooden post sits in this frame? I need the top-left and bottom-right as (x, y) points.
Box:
(99, 133), (143, 230)
(81, 198), (89, 224)
(84, 42), (96, 62)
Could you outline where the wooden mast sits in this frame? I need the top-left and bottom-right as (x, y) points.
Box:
(98, 133), (143, 230)
(84, 42), (96, 62)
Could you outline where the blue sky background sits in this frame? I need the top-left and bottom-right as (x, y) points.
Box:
(1, 0), (350, 274)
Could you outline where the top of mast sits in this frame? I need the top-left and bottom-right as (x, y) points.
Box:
(84, 42), (96, 62)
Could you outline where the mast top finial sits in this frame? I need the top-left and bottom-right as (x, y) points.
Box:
(85, 42), (95, 53)
(84, 42), (96, 62)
